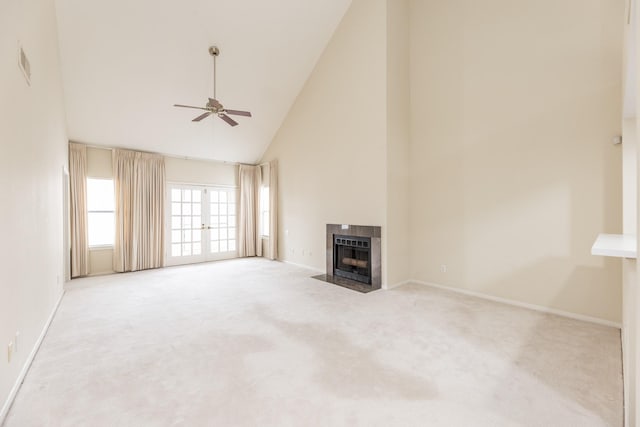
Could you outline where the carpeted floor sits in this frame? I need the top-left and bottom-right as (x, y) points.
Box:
(4, 258), (622, 426)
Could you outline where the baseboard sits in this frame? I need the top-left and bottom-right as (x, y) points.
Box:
(281, 260), (324, 274)
(412, 280), (621, 329)
(384, 280), (411, 290)
(0, 290), (65, 424)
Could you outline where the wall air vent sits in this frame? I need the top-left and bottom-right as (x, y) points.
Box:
(18, 44), (31, 86)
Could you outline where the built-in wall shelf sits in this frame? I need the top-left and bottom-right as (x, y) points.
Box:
(591, 234), (637, 259)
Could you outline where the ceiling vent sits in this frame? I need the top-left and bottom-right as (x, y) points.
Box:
(18, 44), (31, 86)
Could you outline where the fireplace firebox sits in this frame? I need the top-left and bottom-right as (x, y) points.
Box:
(311, 224), (381, 293)
(334, 235), (371, 284)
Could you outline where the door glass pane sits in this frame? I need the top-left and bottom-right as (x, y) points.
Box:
(228, 216), (236, 227)
(193, 191), (201, 202)
(172, 230), (181, 243)
(182, 217), (191, 229)
(182, 203), (191, 215)
(220, 228), (227, 240)
(182, 190), (191, 202)
(172, 244), (181, 256)
(220, 241), (228, 252)
(219, 192), (227, 203)
(171, 189), (181, 202)
(193, 243), (201, 255)
(210, 228), (219, 240)
(183, 230), (191, 243)
(193, 230), (201, 242)
(210, 241), (219, 253)
(182, 244), (191, 256)
(172, 203), (181, 215)
(229, 240), (236, 251)
(193, 203), (201, 215)
(172, 216), (181, 229)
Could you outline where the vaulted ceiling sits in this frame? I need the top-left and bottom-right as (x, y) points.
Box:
(54, 0), (352, 163)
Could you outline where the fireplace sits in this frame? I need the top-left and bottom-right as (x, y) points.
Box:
(312, 224), (381, 292)
(334, 235), (371, 284)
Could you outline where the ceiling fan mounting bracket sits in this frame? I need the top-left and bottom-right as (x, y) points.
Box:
(208, 46), (220, 57)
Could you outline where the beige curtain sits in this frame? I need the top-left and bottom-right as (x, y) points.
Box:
(238, 165), (261, 257)
(69, 143), (89, 277)
(268, 160), (278, 260)
(113, 149), (165, 272)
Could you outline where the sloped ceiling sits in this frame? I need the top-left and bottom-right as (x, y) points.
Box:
(54, 0), (352, 163)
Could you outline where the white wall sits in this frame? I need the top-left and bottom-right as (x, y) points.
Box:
(409, 0), (623, 323)
(260, 0), (389, 278)
(385, 0), (411, 287)
(0, 0), (68, 418)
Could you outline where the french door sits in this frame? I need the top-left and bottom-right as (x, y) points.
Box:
(166, 184), (238, 266)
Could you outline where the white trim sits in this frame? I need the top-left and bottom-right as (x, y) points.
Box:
(0, 290), (65, 424)
(384, 280), (411, 290)
(281, 260), (324, 274)
(412, 280), (621, 329)
(166, 180), (238, 189)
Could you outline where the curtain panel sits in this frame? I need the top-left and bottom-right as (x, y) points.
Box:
(113, 149), (165, 272)
(238, 165), (261, 257)
(69, 143), (89, 277)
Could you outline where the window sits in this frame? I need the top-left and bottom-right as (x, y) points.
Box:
(260, 186), (269, 237)
(87, 178), (114, 246)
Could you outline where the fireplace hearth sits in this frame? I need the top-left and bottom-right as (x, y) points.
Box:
(312, 224), (381, 293)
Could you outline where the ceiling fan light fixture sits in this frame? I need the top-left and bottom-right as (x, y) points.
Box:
(173, 45), (251, 127)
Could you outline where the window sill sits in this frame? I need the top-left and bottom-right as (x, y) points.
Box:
(89, 245), (114, 251)
(591, 234), (637, 259)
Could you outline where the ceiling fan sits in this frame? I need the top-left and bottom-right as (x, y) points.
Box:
(174, 46), (252, 127)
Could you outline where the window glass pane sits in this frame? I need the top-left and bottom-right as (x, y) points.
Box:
(210, 241), (219, 253)
(219, 204), (227, 215)
(192, 191), (201, 203)
(193, 203), (201, 215)
(88, 212), (114, 246)
(210, 229), (219, 240)
(182, 203), (191, 215)
(182, 244), (191, 256)
(228, 228), (236, 239)
(171, 189), (181, 202)
(182, 190), (191, 202)
(228, 204), (236, 215)
(172, 244), (181, 256)
(228, 216), (236, 227)
(193, 243), (201, 255)
(172, 216), (181, 229)
(192, 216), (200, 229)
(183, 230), (191, 243)
(219, 192), (227, 203)
(87, 179), (114, 211)
(192, 230), (201, 242)
(210, 216), (218, 227)
(210, 203), (219, 215)
(211, 191), (219, 203)
(172, 203), (181, 216)
(228, 240), (236, 251)
(171, 230), (181, 243)
(220, 228), (227, 240)
(220, 241), (228, 252)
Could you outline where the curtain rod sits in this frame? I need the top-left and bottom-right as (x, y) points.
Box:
(71, 141), (268, 167)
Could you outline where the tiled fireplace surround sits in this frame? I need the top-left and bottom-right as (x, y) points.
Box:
(313, 224), (382, 293)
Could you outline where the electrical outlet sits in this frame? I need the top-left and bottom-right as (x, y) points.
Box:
(440, 264), (447, 273)
(8, 342), (13, 363)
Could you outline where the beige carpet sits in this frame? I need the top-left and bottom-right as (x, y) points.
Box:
(4, 258), (622, 426)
